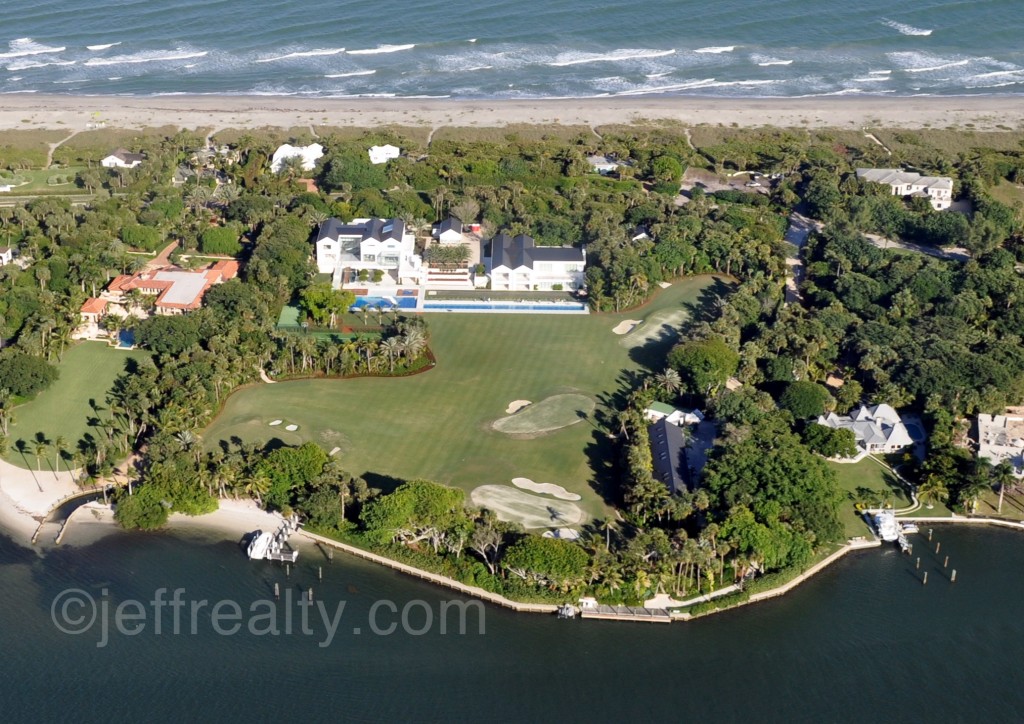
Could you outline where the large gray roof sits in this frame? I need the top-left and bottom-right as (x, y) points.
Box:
(648, 419), (690, 495)
(317, 218), (405, 243)
(487, 232), (584, 270)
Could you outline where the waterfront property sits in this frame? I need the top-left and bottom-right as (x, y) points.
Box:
(100, 148), (144, 168)
(367, 144), (400, 165)
(648, 418), (691, 495)
(316, 217), (424, 288)
(205, 276), (723, 514)
(816, 403), (915, 455)
(485, 232), (585, 292)
(855, 168), (954, 210)
(977, 408), (1024, 478)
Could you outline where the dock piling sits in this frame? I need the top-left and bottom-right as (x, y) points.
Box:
(286, 563), (290, 577)
(944, 555), (949, 568)
(308, 587), (313, 601)
(935, 542), (941, 554)
(318, 566), (323, 581)
(951, 569), (957, 583)
(916, 557), (920, 570)
(274, 582), (280, 599)
(923, 571), (928, 585)
(928, 528), (933, 541)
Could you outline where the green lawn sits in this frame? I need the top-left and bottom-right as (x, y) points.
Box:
(0, 166), (88, 194)
(828, 458), (911, 538)
(204, 275), (731, 518)
(3, 342), (150, 469)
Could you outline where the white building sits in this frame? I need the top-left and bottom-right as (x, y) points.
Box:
(644, 402), (704, 427)
(977, 409), (1024, 478)
(586, 155), (620, 175)
(816, 403), (914, 455)
(856, 168), (953, 211)
(0, 246), (13, 265)
(433, 217), (465, 244)
(485, 233), (585, 292)
(270, 143), (324, 173)
(101, 148), (144, 169)
(368, 144), (401, 165)
(316, 218), (423, 287)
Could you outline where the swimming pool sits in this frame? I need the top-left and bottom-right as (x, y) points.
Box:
(117, 330), (136, 348)
(422, 301), (588, 313)
(350, 296), (418, 310)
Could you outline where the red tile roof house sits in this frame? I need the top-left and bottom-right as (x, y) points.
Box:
(107, 260), (239, 315)
(76, 297), (109, 339)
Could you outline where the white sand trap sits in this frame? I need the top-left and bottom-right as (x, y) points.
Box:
(471, 485), (584, 529)
(511, 477), (581, 501)
(612, 319), (641, 335)
(619, 309), (689, 349)
(505, 399), (531, 414)
(328, 447), (341, 456)
(542, 528), (581, 540)
(492, 393), (595, 435)
(657, 281), (672, 288)
(268, 420), (282, 426)
(285, 424), (298, 431)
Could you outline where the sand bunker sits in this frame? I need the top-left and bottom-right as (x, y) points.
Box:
(269, 420), (282, 426)
(285, 424), (298, 431)
(471, 485), (584, 529)
(657, 281), (672, 289)
(612, 319), (641, 335)
(619, 309), (689, 349)
(492, 393), (595, 435)
(328, 447), (341, 456)
(505, 400), (532, 415)
(542, 528), (581, 541)
(511, 477), (581, 501)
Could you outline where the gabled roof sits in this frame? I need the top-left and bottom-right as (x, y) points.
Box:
(109, 148), (144, 163)
(856, 168), (952, 192)
(487, 232), (584, 270)
(80, 298), (107, 315)
(436, 217), (463, 235)
(317, 217), (406, 244)
(648, 418), (690, 495)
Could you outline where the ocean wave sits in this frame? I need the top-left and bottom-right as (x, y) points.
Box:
(256, 48), (346, 63)
(970, 69), (1024, 80)
(86, 43), (120, 51)
(851, 76), (890, 82)
(462, 65), (493, 72)
(613, 78), (717, 96)
(757, 60), (792, 66)
(84, 50), (208, 67)
(904, 59), (970, 73)
(881, 19), (933, 36)
(0, 38), (65, 60)
(645, 71), (672, 78)
(324, 70), (376, 78)
(869, 70), (892, 75)
(694, 46), (735, 54)
(107, 76), (122, 80)
(547, 48), (675, 67)
(7, 59), (77, 71)
(347, 44), (416, 55)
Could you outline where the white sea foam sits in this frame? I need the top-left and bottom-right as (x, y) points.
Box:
(882, 19), (933, 36)
(904, 59), (970, 73)
(5, 89), (37, 93)
(52, 79), (84, 84)
(0, 38), (65, 60)
(86, 43), (120, 51)
(7, 59), (77, 70)
(869, 70), (892, 75)
(851, 76), (890, 82)
(694, 46), (736, 54)
(84, 50), (208, 67)
(970, 69), (1024, 80)
(8, 77), (22, 81)
(645, 71), (672, 78)
(256, 48), (346, 63)
(613, 78), (717, 95)
(468, 39), (477, 43)
(547, 48), (675, 67)
(324, 69), (376, 78)
(347, 44), (416, 55)
(757, 60), (793, 66)
(107, 76), (122, 80)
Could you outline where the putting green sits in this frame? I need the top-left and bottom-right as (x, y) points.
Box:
(491, 393), (595, 435)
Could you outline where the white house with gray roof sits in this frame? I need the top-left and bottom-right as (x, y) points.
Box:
(816, 403), (914, 455)
(977, 409), (1024, 478)
(856, 168), (953, 210)
(484, 233), (585, 291)
(316, 217), (423, 287)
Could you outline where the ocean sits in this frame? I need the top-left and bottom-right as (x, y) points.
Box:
(0, 0), (1022, 99)
(3, 524), (1024, 721)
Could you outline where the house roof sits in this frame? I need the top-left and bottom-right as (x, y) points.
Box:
(317, 217), (406, 244)
(587, 155), (618, 167)
(648, 401), (677, 415)
(0, 246), (11, 255)
(109, 148), (144, 164)
(648, 418), (690, 495)
(80, 297), (107, 315)
(856, 168), (952, 192)
(817, 403), (913, 450)
(270, 143), (324, 173)
(487, 233), (584, 270)
(436, 217), (463, 236)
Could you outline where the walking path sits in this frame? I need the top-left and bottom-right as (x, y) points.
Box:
(863, 232), (970, 262)
(783, 211), (821, 305)
(45, 129), (81, 168)
(862, 131), (892, 156)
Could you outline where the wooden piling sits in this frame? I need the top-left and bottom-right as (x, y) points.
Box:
(916, 557), (920, 569)
(944, 555), (949, 568)
(951, 569), (957, 583)
(928, 528), (933, 541)
(329, 549), (334, 563)
(286, 563), (290, 577)
(923, 571), (928, 585)
(308, 587), (313, 601)
(318, 566), (323, 581)
(935, 542), (941, 554)
(274, 582), (280, 599)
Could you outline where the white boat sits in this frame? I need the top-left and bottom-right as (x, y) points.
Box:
(900, 522), (920, 534)
(872, 511), (900, 542)
(247, 530), (274, 560)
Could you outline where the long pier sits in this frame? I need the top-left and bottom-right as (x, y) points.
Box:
(580, 605), (672, 623)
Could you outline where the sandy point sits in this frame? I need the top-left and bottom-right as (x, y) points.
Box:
(505, 399), (531, 414)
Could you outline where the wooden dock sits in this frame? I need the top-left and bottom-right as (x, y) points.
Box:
(580, 605), (672, 623)
(266, 548), (298, 563)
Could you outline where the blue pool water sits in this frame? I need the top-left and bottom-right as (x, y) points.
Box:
(117, 329), (135, 348)
(350, 296), (417, 310)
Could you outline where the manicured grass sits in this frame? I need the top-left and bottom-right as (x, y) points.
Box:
(3, 343), (150, 469)
(204, 275), (730, 518)
(0, 166), (88, 194)
(828, 458), (911, 538)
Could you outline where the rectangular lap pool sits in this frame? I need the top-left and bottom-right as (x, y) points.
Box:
(350, 295), (418, 310)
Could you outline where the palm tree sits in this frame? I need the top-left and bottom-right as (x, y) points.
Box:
(380, 337), (401, 373)
(33, 439), (48, 473)
(917, 474), (948, 510)
(993, 460), (1017, 514)
(599, 517), (619, 552)
(53, 435), (67, 473)
(654, 367), (682, 397)
(959, 475), (990, 515)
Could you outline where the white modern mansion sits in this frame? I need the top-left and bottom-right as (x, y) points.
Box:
(316, 218), (423, 287)
(977, 409), (1024, 478)
(816, 403), (914, 455)
(856, 168), (953, 211)
(484, 233), (585, 291)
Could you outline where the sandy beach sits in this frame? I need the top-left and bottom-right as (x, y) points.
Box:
(2, 94), (1024, 132)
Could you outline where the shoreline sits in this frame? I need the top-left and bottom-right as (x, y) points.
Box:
(2, 94), (1024, 132)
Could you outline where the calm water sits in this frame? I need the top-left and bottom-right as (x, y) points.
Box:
(2, 523), (1024, 722)
(0, 1), (1022, 98)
